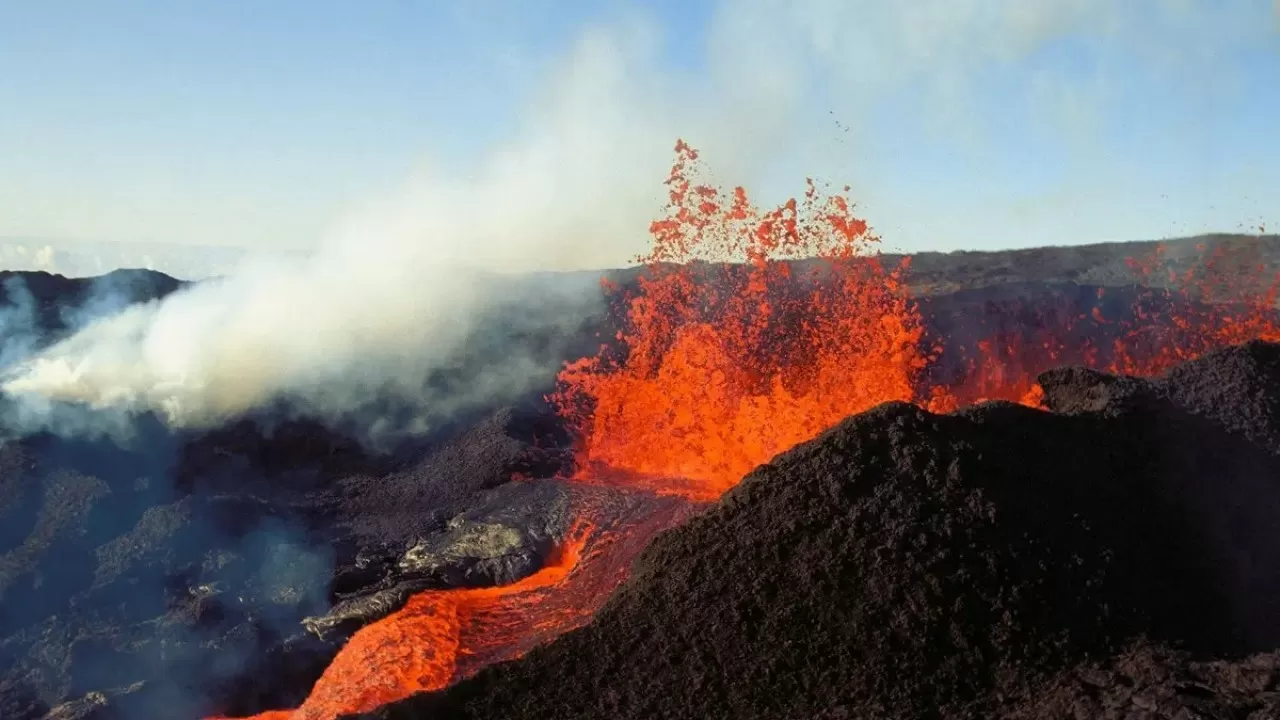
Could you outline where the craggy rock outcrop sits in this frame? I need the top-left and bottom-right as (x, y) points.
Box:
(303, 479), (570, 640)
(359, 342), (1280, 720)
(1007, 643), (1280, 719)
(0, 268), (182, 338)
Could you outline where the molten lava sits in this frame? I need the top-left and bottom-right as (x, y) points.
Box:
(213, 521), (596, 720)
(211, 492), (692, 720)
(555, 144), (1280, 497)
(1109, 243), (1280, 375)
(554, 140), (933, 498)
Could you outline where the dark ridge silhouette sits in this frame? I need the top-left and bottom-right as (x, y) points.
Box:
(0, 268), (184, 336)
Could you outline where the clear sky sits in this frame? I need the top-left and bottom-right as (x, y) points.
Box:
(1, 0), (1278, 267)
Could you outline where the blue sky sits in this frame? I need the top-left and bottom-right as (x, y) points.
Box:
(1, 1), (1278, 267)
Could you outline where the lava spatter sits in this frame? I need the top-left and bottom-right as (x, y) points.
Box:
(554, 140), (934, 498)
(554, 144), (1280, 496)
(1110, 243), (1280, 375)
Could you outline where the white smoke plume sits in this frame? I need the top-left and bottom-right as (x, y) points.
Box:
(0, 0), (1267, 434)
(0, 277), (40, 371)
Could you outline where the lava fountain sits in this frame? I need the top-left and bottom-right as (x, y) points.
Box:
(553, 140), (936, 498)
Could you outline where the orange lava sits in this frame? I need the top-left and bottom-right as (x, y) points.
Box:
(554, 140), (934, 498)
(212, 522), (597, 720)
(208, 492), (692, 720)
(1109, 243), (1280, 375)
(554, 141), (1280, 500)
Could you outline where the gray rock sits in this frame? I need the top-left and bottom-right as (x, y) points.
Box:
(303, 479), (571, 640)
(40, 691), (108, 720)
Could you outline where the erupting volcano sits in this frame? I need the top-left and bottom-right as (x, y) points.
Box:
(205, 142), (1280, 720)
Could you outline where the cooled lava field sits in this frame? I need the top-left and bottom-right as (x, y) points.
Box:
(4, 227), (1280, 720)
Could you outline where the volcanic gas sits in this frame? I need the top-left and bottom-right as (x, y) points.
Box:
(206, 141), (1280, 720)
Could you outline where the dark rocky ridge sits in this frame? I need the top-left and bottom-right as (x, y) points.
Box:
(594, 232), (1280, 297)
(358, 342), (1280, 720)
(1006, 643), (1280, 719)
(0, 268), (183, 338)
(880, 232), (1280, 296)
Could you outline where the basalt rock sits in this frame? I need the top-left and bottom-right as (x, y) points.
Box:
(304, 479), (570, 640)
(1007, 642), (1280, 719)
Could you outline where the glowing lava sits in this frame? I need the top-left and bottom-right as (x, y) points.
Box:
(1109, 243), (1280, 375)
(211, 521), (597, 720)
(554, 140), (933, 498)
(554, 143), (1280, 498)
(210, 491), (692, 720)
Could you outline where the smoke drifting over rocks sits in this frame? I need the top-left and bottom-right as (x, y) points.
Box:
(0, 395), (585, 720)
(0, 263), (603, 444)
(0, 269), (591, 719)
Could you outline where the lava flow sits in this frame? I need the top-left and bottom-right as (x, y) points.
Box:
(211, 521), (596, 720)
(211, 141), (1280, 719)
(211, 492), (692, 720)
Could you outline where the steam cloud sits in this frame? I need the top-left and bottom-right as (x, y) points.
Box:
(0, 0), (1265, 436)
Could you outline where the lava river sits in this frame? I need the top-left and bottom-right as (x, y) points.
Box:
(211, 486), (694, 720)
(211, 140), (1280, 719)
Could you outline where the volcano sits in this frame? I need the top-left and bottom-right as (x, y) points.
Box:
(5, 146), (1280, 720)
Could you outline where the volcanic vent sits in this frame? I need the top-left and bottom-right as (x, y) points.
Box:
(555, 140), (934, 497)
(347, 146), (1280, 718)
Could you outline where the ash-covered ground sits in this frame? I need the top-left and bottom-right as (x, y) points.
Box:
(2, 233), (1279, 720)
